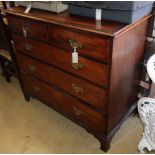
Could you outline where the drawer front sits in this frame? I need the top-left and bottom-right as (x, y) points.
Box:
(22, 73), (106, 134)
(48, 24), (109, 62)
(17, 53), (107, 109)
(13, 33), (108, 87)
(8, 15), (47, 41)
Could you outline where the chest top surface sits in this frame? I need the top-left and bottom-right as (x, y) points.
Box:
(3, 6), (152, 37)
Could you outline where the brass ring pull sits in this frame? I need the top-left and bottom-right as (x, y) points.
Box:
(69, 39), (82, 49)
(22, 26), (29, 38)
(72, 63), (83, 70)
(25, 43), (33, 52)
(72, 83), (83, 93)
(33, 86), (40, 92)
(28, 64), (36, 72)
(73, 107), (83, 116)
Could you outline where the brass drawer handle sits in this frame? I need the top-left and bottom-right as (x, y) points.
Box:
(33, 85), (40, 92)
(73, 106), (83, 116)
(28, 64), (36, 72)
(25, 43), (33, 52)
(69, 39), (82, 49)
(72, 84), (83, 93)
(72, 63), (83, 70)
(22, 26), (29, 38)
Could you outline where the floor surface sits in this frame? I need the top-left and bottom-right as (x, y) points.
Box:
(0, 75), (144, 153)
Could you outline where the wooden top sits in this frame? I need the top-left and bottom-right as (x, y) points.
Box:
(3, 6), (152, 37)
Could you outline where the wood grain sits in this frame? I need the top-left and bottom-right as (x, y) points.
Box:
(48, 24), (110, 62)
(17, 53), (107, 110)
(12, 33), (108, 86)
(107, 15), (149, 133)
(8, 15), (48, 41)
(22, 73), (106, 134)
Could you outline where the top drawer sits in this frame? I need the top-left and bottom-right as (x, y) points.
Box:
(8, 15), (48, 41)
(48, 24), (110, 62)
(8, 15), (110, 62)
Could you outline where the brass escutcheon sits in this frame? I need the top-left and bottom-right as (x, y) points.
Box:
(69, 39), (82, 49)
(28, 64), (36, 72)
(73, 106), (83, 116)
(25, 43), (33, 52)
(72, 63), (83, 70)
(72, 83), (83, 93)
(22, 26), (29, 38)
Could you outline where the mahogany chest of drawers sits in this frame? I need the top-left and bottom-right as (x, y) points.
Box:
(4, 6), (152, 152)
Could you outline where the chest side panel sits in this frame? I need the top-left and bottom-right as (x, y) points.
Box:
(107, 17), (150, 133)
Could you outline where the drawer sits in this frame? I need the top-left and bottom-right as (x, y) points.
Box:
(13, 33), (108, 87)
(22, 73), (106, 134)
(17, 53), (107, 109)
(48, 24), (109, 62)
(8, 15), (47, 41)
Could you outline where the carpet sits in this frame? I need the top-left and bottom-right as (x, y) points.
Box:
(0, 75), (144, 153)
